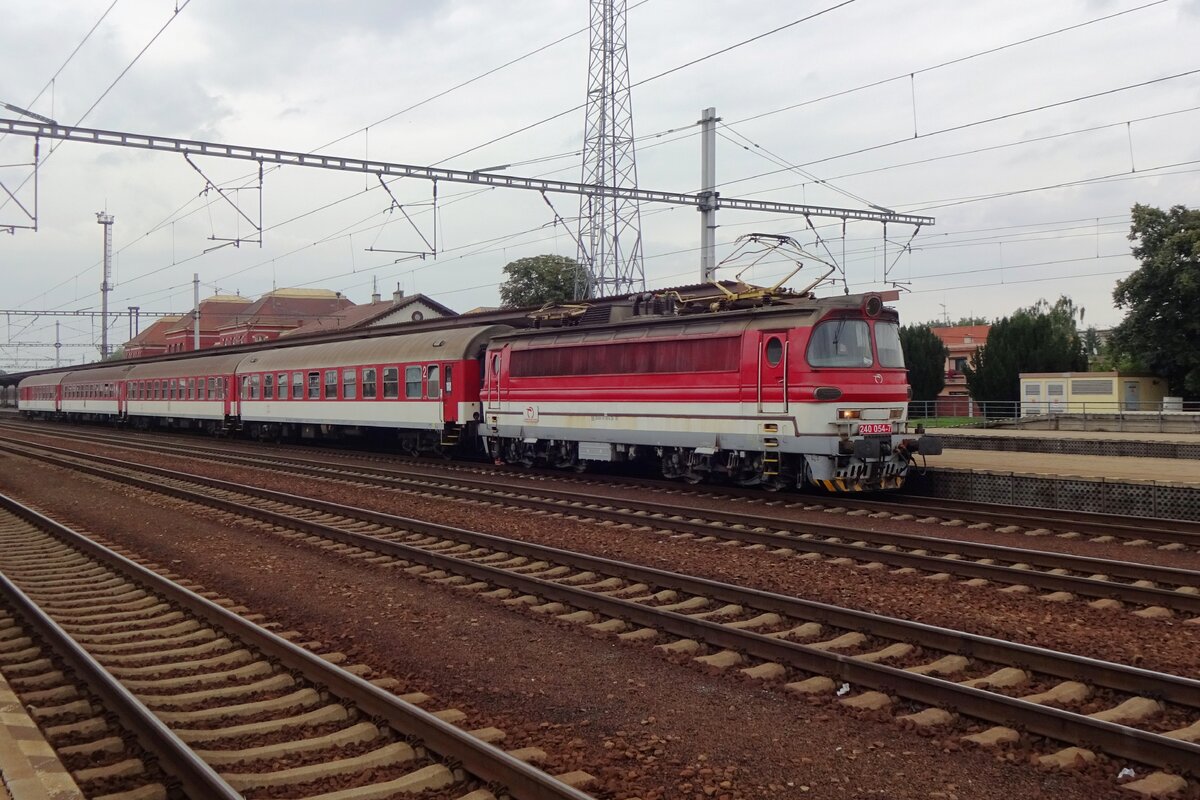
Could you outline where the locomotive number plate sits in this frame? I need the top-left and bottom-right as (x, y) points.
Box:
(858, 423), (893, 435)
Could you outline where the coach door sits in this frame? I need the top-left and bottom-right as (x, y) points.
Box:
(226, 376), (238, 417)
(441, 364), (457, 422)
(758, 331), (788, 413)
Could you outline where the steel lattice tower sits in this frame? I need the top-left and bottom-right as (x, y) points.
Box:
(576, 0), (644, 299)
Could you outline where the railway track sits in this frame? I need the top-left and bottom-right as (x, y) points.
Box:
(4, 417), (1195, 547)
(0, 491), (595, 800)
(5, 426), (1200, 619)
(2, 437), (1199, 793)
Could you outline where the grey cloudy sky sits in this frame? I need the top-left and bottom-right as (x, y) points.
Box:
(1, 0), (1197, 367)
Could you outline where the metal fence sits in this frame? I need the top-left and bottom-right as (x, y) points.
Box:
(907, 398), (1200, 432)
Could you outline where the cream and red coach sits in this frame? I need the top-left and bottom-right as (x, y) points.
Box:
(232, 326), (509, 452)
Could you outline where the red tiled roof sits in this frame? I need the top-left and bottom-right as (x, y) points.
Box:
(283, 294), (455, 337)
(165, 298), (255, 336)
(216, 293), (354, 332)
(126, 316), (181, 347)
(931, 325), (990, 348)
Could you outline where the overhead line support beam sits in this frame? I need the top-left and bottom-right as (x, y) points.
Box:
(0, 118), (935, 227)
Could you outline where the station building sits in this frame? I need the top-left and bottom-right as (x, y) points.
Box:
(1019, 371), (1169, 414)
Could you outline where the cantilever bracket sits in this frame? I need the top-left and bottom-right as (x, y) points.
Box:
(183, 153), (263, 247)
(883, 223), (921, 290)
(365, 174), (437, 261)
(0, 136), (40, 234)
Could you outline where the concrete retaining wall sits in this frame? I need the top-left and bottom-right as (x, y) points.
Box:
(905, 468), (1200, 522)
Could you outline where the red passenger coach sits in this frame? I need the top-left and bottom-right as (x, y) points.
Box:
(60, 364), (135, 419)
(125, 353), (245, 432)
(235, 325), (510, 452)
(483, 292), (940, 491)
(18, 372), (65, 416)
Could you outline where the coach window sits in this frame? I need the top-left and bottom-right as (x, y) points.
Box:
(240, 376), (250, 400)
(363, 367), (378, 399)
(404, 366), (421, 399)
(342, 368), (357, 400)
(264, 373), (274, 400)
(250, 374), (261, 400)
(307, 372), (320, 399)
(188, 378), (195, 400)
(325, 369), (338, 400)
(292, 372), (303, 399)
(277, 373), (288, 401)
(427, 365), (440, 399)
(383, 367), (400, 399)
(197, 379), (205, 401)
(444, 365), (453, 394)
(491, 353), (501, 378)
(153, 380), (159, 399)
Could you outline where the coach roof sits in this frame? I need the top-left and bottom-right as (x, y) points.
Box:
(127, 352), (249, 380)
(236, 324), (512, 372)
(18, 371), (71, 388)
(60, 364), (138, 383)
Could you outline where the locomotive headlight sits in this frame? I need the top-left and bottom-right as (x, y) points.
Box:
(890, 408), (904, 419)
(838, 409), (861, 419)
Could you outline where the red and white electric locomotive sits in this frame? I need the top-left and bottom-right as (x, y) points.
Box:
(481, 287), (938, 491)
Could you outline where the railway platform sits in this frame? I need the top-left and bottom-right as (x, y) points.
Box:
(912, 429), (1200, 521)
(928, 424), (1200, 460)
(0, 668), (83, 800)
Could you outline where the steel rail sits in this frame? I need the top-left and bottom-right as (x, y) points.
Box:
(3, 440), (1200, 774)
(4, 419), (1195, 545)
(9, 426), (1199, 613)
(0, 504), (241, 799)
(0, 491), (595, 800)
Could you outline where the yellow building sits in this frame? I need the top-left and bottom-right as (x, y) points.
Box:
(1020, 372), (1168, 414)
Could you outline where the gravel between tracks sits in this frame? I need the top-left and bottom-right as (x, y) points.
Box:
(0, 451), (1144, 800)
(9, 431), (1200, 678)
(19, 424), (1200, 570)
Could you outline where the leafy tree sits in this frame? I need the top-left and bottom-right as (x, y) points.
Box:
(964, 296), (1086, 403)
(929, 316), (990, 327)
(498, 255), (580, 308)
(899, 324), (949, 401)
(1110, 204), (1200, 396)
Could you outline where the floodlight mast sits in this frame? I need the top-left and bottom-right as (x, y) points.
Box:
(95, 211), (114, 359)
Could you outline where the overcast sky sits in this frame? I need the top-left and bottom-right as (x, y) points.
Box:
(1, 0), (1197, 368)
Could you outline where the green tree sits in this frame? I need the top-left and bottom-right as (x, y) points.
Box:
(899, 324), (949, 401)
(929, 316), (990, 327)
(964, 297), (1086, 403)
(498, 255), (580, 308)
(1110, 204), (1200, 396)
